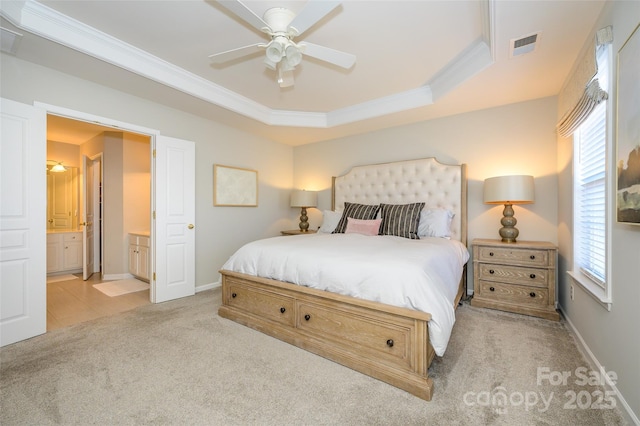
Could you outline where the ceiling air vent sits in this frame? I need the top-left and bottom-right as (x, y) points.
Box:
(509, 32), (541, 58)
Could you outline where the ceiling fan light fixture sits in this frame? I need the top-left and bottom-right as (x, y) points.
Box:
(279, 60), (294, 72)
(211, 1), (356, 89)
(264, 56), (277, 70)
(285, 44), (302, 67)
(265, 37), (286, 63)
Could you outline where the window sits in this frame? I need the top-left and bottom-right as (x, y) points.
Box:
(570, 43), (612, 307)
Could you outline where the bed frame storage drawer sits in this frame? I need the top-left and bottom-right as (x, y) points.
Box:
(224, 279), (295, 327)
(218, 270), (436, 401)
(296, 300), (412, 369)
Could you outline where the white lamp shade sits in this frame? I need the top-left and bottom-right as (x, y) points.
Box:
(285, 44), (302, 67)
(484, 175), (535, 204)
(291, 189), (317, 207)
(265, 40), (284, 62)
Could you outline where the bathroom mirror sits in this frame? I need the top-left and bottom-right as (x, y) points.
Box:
(47, 165), (79, 230)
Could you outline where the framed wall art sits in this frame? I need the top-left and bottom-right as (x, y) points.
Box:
(213, 164), (258, 207)
(616, 23), (640, 224)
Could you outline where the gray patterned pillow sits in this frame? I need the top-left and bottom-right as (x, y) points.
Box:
(332, 202), (380, 234)
(379, 203), (425, 239)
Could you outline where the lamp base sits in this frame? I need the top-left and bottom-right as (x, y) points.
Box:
(298, 207), (310, 232)
(499, 203), (519, 243)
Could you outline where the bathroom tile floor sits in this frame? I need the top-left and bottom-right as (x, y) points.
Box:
(47, 274), (150, 331)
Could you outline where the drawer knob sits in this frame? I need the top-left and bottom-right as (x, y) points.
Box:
(530, 255), (536, 260)
(489, 269), (495, 274)
(386, 339), (394, 348)
(530, 292), (536, 298)
(280, 307), (286, 314)
(304, 314), (311, 321)
(231, 293), (237, 298)
(489, 252), (494, 256)
(489, 287), (495, 292)
(530, 274), (536, 279)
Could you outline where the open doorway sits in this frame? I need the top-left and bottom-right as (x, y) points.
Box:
(1, 98), (196, 345)
(46, 115), (152, 330)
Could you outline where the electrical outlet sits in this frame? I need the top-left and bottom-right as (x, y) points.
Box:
(570, 284), (574, 301)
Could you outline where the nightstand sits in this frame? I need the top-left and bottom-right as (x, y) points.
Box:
(280, 229), (317, 236)
(471, 239), (559, 321)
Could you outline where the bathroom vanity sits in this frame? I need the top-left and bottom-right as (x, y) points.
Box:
(128, 232), (150, 282)
(47, 230), (82, 274)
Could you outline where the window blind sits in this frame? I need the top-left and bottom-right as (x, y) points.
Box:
(575, 101), (607, 287)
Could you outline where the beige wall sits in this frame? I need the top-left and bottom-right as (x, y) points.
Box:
(102, 132), (124, 276)
(122, 133), (151, 273)
(47, 140), (79, 168)
(293, 97), (559, 289)
(557, 1), (640, 422)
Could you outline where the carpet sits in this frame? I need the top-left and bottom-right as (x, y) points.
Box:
(0, 289), (628, 425)
(46, 274), (79, 283)
(92, 278), (149, 297)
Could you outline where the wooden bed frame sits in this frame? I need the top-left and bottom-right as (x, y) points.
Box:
(219, 158), (467, 401)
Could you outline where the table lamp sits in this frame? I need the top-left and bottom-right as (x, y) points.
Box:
(483, 175), (535, 243)
(290, 189), (317, 232)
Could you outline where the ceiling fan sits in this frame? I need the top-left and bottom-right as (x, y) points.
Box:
(209, 0), (356, 88)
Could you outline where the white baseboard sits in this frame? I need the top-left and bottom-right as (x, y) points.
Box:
(560, 306), (639, 425)
(196, 280), (220, 293)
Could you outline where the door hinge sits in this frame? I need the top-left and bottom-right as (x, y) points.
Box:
(153, 272), (156, 281)
(153, 149), (156, 158)
(153, 211), (156, 219)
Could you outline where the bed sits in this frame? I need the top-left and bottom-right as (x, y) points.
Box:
(218, 157), (468, 401)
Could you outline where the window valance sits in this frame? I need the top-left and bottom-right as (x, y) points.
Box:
(556, 26), (613, 138)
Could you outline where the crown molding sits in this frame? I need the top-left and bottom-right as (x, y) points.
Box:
(1, 0), (495, 129)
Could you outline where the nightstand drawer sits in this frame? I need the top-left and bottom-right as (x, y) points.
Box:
(477, 246), (549, 267)
(478, 263), (549, 288)
(476, 280), (549, 307)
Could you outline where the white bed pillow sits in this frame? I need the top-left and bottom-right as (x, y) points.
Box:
(318, 210), (343, 233)
(418, 208), (454, 238)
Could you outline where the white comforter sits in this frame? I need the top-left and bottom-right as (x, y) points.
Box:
(222, 233), (469, 356)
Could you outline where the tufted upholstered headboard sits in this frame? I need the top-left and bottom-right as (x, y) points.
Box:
(331, 158), (467, 244)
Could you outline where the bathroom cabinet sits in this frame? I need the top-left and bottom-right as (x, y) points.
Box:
(47, 231), (82, 274)
(128, 233), (150, 281)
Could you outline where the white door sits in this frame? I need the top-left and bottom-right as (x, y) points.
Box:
(0, 98), (47, 347)
(153, 135), (195, 303)
(81, 155), (95, 280)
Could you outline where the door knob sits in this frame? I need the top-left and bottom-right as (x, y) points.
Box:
(188, 224), (194, 229)
(80, 222), (87, 226)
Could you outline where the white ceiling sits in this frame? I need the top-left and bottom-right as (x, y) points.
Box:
(0, 0), (605, 146)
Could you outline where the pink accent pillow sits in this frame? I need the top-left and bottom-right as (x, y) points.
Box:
(344, 217), (382, 236)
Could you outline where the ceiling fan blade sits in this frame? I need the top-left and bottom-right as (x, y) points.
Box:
(208, 43), (264, 64)
(216, 0), (270, 33)
(288, 1), (341, 36)
(278, 68), (295, 88)
(300, 42), (356, 69)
